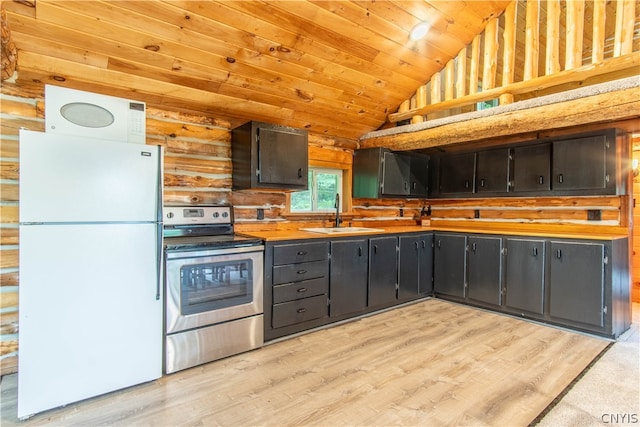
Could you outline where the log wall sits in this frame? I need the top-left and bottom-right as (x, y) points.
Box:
(1, 83), (637, 375)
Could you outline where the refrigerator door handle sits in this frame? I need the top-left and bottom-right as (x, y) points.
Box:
(156, 222), (162, 301)
(155, 144), (164, 301)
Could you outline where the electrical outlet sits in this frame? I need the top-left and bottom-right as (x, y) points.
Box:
(474, 209), (480, 218)
(257, 208), (264, 220)
(587, 209), (602, 221)
(399, 208), (404, 217)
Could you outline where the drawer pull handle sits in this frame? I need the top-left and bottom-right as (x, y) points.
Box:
(358, 246), (362, 256)
(297, 287), (307, 293)
(556, 249), (562, 259)
(297, 308), (307, 314)
(533, 247), (538, 256)
(297, 270), (307, 275)
(297, 251), (307, 255)
(539, 176), (544, 185)
(414, 241), (419, 250)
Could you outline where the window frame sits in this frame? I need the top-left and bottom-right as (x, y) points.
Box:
(289, 167), (344, 213)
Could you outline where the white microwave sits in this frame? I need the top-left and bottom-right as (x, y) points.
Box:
(45, 85), (146, 144)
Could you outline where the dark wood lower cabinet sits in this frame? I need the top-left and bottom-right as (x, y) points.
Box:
(467, 236), (502, 307)
(548, 241), (605, 328)
(329, 239), (368, 318)
(433, 233), (467, 299)
(398, 233), (433, 299)
(265, 232), (630, 342)
(433, 231), (630, 338)
(368, 236), (398, 308)
(503, 238), (545, 315)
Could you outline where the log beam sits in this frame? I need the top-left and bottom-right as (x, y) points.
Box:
(364, 86), (640, 151)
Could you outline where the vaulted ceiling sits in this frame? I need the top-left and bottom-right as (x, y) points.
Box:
(3, 1), (511, 140)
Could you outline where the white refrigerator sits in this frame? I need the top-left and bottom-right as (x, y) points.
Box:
(17, 129), (164, 419)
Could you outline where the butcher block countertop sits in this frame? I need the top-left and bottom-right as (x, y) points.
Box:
(241, 223), (628, 242)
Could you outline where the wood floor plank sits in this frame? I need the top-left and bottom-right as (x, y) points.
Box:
(0, 299), (609, 426)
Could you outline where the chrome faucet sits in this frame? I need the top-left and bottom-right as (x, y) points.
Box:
(334, 193), (341, 228)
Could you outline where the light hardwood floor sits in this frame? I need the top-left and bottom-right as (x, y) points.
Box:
(0, 299), (609, 426)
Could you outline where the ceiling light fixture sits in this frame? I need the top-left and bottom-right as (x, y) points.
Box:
(409, 22), (429, 41)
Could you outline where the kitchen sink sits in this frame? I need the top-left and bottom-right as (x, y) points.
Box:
(299, 227), (384, 234)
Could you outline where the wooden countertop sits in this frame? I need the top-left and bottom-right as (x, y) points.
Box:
(241, 224), (628, 242)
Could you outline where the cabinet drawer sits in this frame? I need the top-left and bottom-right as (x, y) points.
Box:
(273, 277), (328, 304)
(272, 295), (327, 329)
(273, 242), (328, 265)
(273, 260), (328, 285)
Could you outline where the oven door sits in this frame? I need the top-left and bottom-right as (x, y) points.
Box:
(165, 245), (264, 334)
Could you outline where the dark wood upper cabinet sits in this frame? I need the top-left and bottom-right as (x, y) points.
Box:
(476, 148), (510, 193)
(430, 128), (618, 198)
(552, 133), (615, 194)
(232, 121), (308, 190)
(437, 152), (476, 195)
(353, 148), (429, 198)
(511, 143), (551, 193)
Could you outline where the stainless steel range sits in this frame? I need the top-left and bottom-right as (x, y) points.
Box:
(163, 205), (264, 374)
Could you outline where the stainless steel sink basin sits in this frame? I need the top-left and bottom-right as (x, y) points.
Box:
(299, 227), (383, 234)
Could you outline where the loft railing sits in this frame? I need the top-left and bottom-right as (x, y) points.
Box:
(389, 0), (639, 125)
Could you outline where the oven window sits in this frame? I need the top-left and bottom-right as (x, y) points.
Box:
(180, 259), (253, 315)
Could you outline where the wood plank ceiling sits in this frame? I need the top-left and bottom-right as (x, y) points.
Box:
(3, 0), (511, 140)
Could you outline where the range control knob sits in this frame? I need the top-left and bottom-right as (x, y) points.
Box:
(222, 212), (229, 218)
(213, 212), (220, 218)
(166, 212), (174, 219)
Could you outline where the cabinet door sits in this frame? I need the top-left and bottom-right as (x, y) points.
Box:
(467, 236), (502, 306)
(257, 127), (308, 187)
(398, 236), (420, 300)
(438, 152), (476, 195)
(504, 238), (545, 314)
(549, 241), (605, 328)
(368, 236), (399, 307)
(409, 154), (429, 196)
(433, 233), (466, 298)
(399, 233), (433, 299)
(512, 143), (551, 192)
(329, 239), (368, 317)
(476, 149), (510, 193)
(418, 234), (434, 294)
(352, 148), (385, 198)
(381, 152), (410, 196)
(552, 135), (609, 191)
